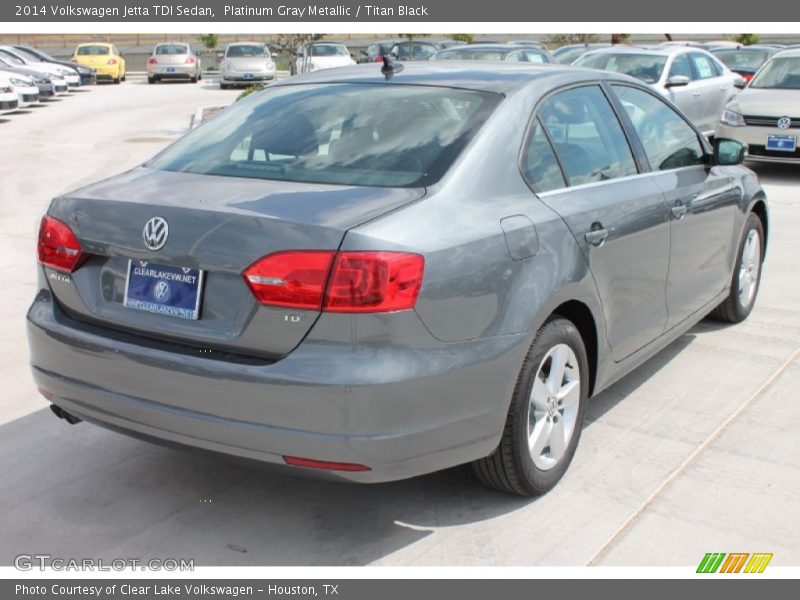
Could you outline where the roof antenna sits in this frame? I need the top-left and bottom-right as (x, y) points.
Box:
(380, 47), (404, 80)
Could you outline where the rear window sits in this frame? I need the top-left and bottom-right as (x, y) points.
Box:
(575, 53), (668, 84)
(311, 44), (349, 57)
(76, 45), (110, 56)
(156, 44), (189, 55)
(226, 45), (267, 58)
(714, 50), (770, 70)
(433, 49), (506, 61)
(148, 83), (501, 188)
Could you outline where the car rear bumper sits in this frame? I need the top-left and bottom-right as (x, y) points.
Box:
(148, 64), (197, 78)
(221, 71), (275, 84)
(716, 123), (800, 164)
(27, 289), (526, 483)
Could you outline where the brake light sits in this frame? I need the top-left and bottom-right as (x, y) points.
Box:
(147, 57), (158, 65)
(185, 57), (196, 65)
(325, 252), (424, 313)
(243, 251), (424, 313)
(283, 456), (371, 472)
(743, 73), (754, 84)
(243, 251), (335, 310)
(107, 58), (117, 65)
(37, 215), (85, 272)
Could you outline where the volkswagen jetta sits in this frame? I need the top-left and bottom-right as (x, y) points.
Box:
(28, 63), (767, 495)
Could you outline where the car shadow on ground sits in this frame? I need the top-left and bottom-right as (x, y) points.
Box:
(0, 322), (712, 565)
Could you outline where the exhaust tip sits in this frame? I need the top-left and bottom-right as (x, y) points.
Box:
(49, 404), (82, 425)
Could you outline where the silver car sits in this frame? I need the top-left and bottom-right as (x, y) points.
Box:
(29, 63), (767, 495)
(575, 46), (743, 136)
(147, 43), (201, 84)
(220, 42), (276, 89)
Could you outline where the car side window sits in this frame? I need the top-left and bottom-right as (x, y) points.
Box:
(690, 53), (717, 80)
(537, 86), (638, 187)
(669, 54), (693, 79)
(611, 85), (705, 171)
(505, 51), (524, 63)
(521, 119), (567, 193)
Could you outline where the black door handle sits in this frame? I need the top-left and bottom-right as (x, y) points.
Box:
(584, 224), (608, 247)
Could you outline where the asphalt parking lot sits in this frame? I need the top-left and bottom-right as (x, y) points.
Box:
(0, 78), (798, 567)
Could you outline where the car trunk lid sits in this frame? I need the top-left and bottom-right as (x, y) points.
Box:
(46, 167), (423, 358)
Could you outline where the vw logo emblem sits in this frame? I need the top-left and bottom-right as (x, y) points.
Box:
(777, 117), (792, 130)
(153, 280), (171, 303)
(143, 217), (169, 251)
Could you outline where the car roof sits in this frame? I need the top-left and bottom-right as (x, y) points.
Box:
(272, 61), (638, 95)
(76, 42), (112, 47)
(582, 46), (694, 57)
(439, 43), (547, 52)
(227, 42), (266, 46)
(773, 48), (800, 58)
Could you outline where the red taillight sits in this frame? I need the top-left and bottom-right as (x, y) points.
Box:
(185, 57), (196, 65)
(243, 251), (424, 313)
(743, 73), (754, 83)
(37, 216), (85, 273)
(376, 56), (384, 63)
(325, 252), (424, 313)
(283, 456), (371, 472)
(147, 57), (158, 65)
(107, 58), (117, 65)
(243, 251), (335, 310)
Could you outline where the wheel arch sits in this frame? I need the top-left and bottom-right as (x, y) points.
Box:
(550, 299), (599, 397)
(750, 197), (768, 256)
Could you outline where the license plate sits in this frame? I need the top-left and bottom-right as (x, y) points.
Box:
(124, 260), (204, 320)
(766, 135), (796, 152)
(243, 73), (254, 80)
(166, 67), (176, 73)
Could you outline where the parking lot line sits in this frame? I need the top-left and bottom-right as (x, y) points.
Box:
(587, 348), (800, 566)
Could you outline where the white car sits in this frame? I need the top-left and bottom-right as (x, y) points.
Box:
(1, 71), (39, 107)
(0, 46), (80, 89)
(0, 74), (20, 115)
(716, 49), (800, 164)
(292, 42), (355, 75)
(219, 42), (276, 89)
(575, 46), (743, 137)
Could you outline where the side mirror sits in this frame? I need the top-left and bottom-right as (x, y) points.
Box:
(714, 138), (747, 166)
(733, 74), (746, 89)
(665, 75), (691, 88)
(359, 50), (368, 56)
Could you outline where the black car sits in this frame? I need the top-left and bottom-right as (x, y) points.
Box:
(11, 45), (96, 86)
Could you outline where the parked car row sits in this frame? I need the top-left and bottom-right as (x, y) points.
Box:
(0, 44), (97, 117)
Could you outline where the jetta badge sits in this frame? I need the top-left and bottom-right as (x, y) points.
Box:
(142, 217), (169, 251)
(777, 117), (792, 130)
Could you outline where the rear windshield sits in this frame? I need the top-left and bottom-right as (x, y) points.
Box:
(576, 53), (668, 84)
(434, 49), (506, 61)
(311, 45), (349, 57)
(156, 44), (189, 55)
(713, 50), (771, 70)
(749, 57), (800, 89)
(226, 45), (267, 58)
(148, 83), (501, 188)
(76, 45), (110, 56)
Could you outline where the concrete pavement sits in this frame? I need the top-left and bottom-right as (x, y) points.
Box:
(0, 81), (798, 567)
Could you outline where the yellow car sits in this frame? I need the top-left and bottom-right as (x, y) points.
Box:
(71, 43), (126, 84)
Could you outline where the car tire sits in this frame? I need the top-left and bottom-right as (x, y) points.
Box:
(147, 76), (155, 84)
(472, 316), (589, 496)
(220, 82), (229, 90)
(191, 76), (198, 83)
(198, 73), (202, 81)
(709, 212), (764, 323)
(121, 74), (126, 82)
(113, 77), (120, 85)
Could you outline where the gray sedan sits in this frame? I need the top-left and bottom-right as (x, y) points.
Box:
(28, 63), (767, 495)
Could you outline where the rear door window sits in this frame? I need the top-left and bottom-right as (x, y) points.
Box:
(537, 86), (638, 187)
(521, 119), (567, 193)
(669, 54), (693, 79)
(611, 85), (705, 170)
(690, 53), (718, 79)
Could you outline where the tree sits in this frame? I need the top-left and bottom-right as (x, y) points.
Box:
(451, 34), (474, 43)
(736, 33), (760, 46)
(547, 34), (600, 47)
(198, 34), (218, 53)
(272, 34), (323, 74)
(611, 33), (631, 45)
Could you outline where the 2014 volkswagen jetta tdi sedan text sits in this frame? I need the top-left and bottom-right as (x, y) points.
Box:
(28, 63), (768, 495)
